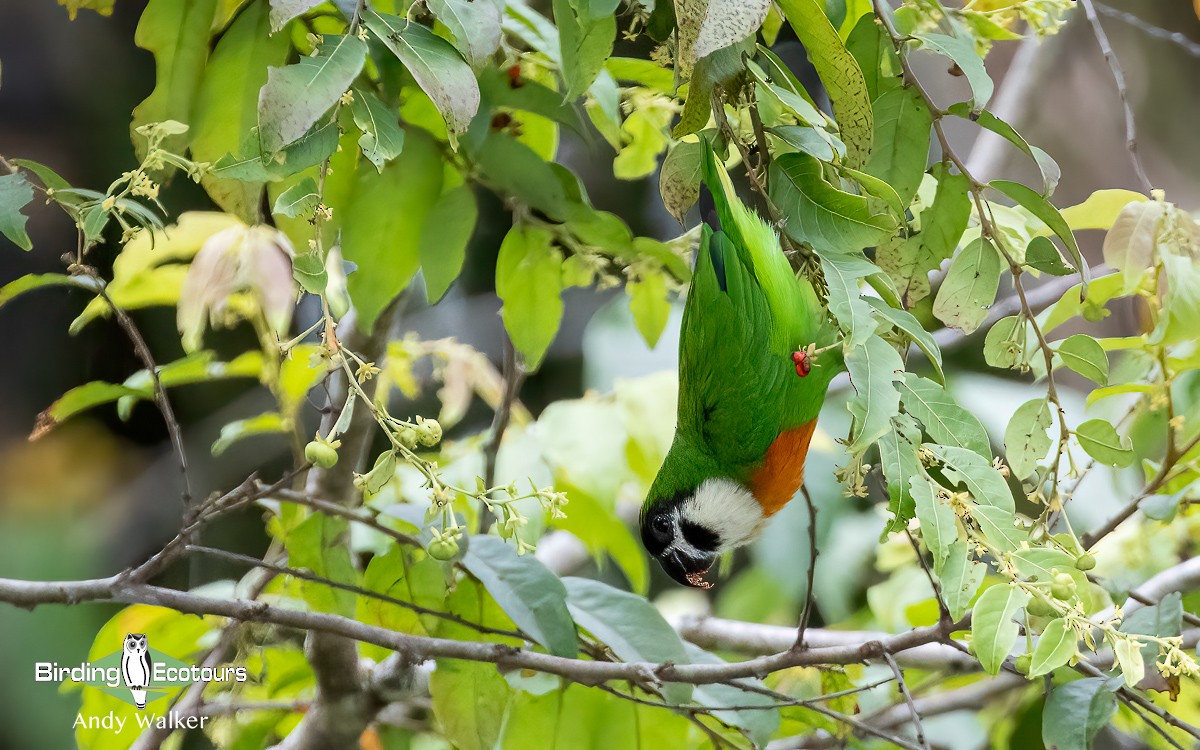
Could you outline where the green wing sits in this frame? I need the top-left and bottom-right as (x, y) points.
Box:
(670, 144), (841, 482)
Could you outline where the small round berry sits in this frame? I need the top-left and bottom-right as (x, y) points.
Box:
(305, 440), (339, 469)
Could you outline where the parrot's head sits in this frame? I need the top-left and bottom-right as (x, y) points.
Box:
(640, 477), (765, 588)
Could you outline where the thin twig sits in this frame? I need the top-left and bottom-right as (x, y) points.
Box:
(479, 333), (525, 533)
(1096, 4), (1200, 57)
(186, 545), (527, 640)
(883, 653), (930, 750)
(794, 485), (819, 649)
(1078, 0), (1154, 192)
(89, 272), (192, 509)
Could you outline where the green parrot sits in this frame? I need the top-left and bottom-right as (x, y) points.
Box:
(640, 143), (844, 588)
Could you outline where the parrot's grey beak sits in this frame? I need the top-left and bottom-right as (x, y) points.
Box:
(658, 548), (717, 589)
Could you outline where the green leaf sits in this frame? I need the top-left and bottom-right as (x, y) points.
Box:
(432, 660), (510, 750)
(912, 33), (993, 110)
(984, 314), (1036, 370)
(769, 124), (841, 162)
(1025, 235), (1073, 276)
(1042, 678), (1119, 750)
(991, 179), (1089, 294)
(190, 1), (291, 219)
(477, 133), (571, 221)
(947, 103), (1059, 195)
(864, 85), (931, 209)
(865, 298), (944, 382)
(268, 0), (322, 31)
(419, 185), (477, 303)
(1003, 398), (1052, 479)
(775, 0), (874, 167)
(460, 535), (578, 658)
(1076, 418), (1134, 467)
(271, 176), (319, 219)
(972, 504), (1025, 551)
(940, 540), (984, 620)
(1029, 618), (1078, 677)
(1054, 334), (1108, 385)
(1, 273), (101, 309)
(1057, 188), (1147, 231)
(211, 412), (288, 455)
(971, 583), (1030, 674)
(258, 33), (366, 154)
(659, 137), (703, 224)
(845, 335), (904, 452)
(479, 67), (587, 138)
(350, 89), (406, 172)
(928, 444), (1012, 512)
(336, 131), (445, 332)
(628, 268), (670, 348)
(911, 475), (957, 573)
(285, 513), (358, 616)
(879, 414), (923, 537)
(845, 10), (901, 101)
(210, 121), (340, 183)
(10, 159), (72, 193)
(932, 238), (1001, 334)
(428, 0), (502, 68)
(129, 0), (216, 159)
(692, 0), (771, 62)
(57, 0), (116, 19)
(496, 223), (565, 369)
(563, 578), (691, 704)
(0, 173), (35, 251)
(1101, 200), (1164, 295)
(34, 383), (144, 438)
(820, 249), (878, 347)
(897, 374), (990, 457)
(770, 152), (897, 252)
(553, 0), (616, 98)
(878, 164), (971, 306)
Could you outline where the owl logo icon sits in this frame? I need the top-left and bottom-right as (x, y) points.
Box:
(120, 633), (153, 710)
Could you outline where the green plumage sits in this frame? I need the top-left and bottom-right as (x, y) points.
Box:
(642, 143), (843, 514)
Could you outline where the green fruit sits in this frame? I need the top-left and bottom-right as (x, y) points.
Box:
(1014, 654), (1032, 675)
(397, 426), (419, 451)
(1074, 553), (1097, 571)
(305, 440), (339, 469)
(427, 537), (459, 561)
(1051, 573), (1076, 600)
(416, 417), (443, 447)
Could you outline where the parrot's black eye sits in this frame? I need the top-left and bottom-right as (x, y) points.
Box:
(652, 514), (671, 535)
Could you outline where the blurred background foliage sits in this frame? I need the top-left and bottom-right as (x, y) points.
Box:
(3, 1), (1200, 749)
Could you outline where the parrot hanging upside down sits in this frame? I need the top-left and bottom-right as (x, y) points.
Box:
(639, 143), (844, 588)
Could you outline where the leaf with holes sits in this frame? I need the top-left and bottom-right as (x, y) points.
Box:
(1004, 398), (1053, 479)
(258, 33), (366, 154)
(846, 335), (904, 453)
(933, 238), (1001, 334)
(365, 10), (480, 138)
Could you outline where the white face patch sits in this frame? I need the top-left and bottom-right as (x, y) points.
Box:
(679, 478), (765, 553)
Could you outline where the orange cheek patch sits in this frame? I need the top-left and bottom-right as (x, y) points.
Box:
(750, 419), (818, 516)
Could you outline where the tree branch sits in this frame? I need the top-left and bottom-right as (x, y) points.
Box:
(1078, 0), (1154, 192)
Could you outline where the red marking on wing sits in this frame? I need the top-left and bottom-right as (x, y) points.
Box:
(750, 419), (817, 516)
